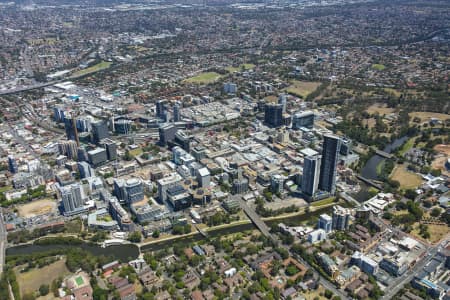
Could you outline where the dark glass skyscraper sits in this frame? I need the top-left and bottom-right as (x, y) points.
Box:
(264, 103), (283, 128)
(318, 134), (341, 194)
(91, 120), (109, 144)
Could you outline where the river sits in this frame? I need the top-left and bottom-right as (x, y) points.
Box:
(7, 206), (334, 258)
(360, 136), (408, 180)
(6, 243), (140, 262)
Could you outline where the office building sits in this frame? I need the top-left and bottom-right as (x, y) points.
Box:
(76, 118), (91, 133)
(264, 103), (284, 128)
(88, 208), (118, 231)
(12, 172), (44, 189)
(108, 197), (133, 231)
(53, 105), (65, 123)
(174, 130), (191, 151)
(318, 134), (341, 194)
(270, 174), (284, 194)
(156, 100), (166, 119)
(157, 173), (183, 202)
(166, 185), (192, 211)
(379, 255), (408, 276)
(101, 138), (117, 161)
(8, 155), (18, 174)
(302, 155), (321, 197)
(64, 116), (78, 143)
(131, 200), (169, 223)
(232, 169), (249, 194)
(159, 123), (178, 146)
(196, 167), (211, 188)
(223, 82), (237, 94)
(87, 148), (108, 167)
(113, 178), (144, 204)
(173, 102), (181, 122)
(332, 205), (351, 230)
(340, 138), (352, 156)
(114, 119), (132, 134)
(351, 252), (379, 275)
(278, 94), (287, 113)
(78, 161), (94, 178)
(77, 147), (88, 162)
(91, 120), (109, 144)
(318, 214), (332, 233)
(292, 111), (315, 129)
(58, 183), (86, 216)
(308, 229), (327, 244)
(125, 178), (144, 204)
(58, 140), (78, 160)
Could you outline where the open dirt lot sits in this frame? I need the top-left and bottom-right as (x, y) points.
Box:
(409, 112), (450, 123)
(411, 223), (449, 244)
(366, 103), (396, 115)
(15, 259), (70, 296)
(390, 164), (423, 190)
(17, 199), (57, 218)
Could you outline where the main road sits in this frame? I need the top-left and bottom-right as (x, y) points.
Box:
(0, 207), (7, 276)
(238, 198), (347, 300)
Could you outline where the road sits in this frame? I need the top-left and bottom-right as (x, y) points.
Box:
(339, 192), (361, 207)
(238, 198), (274, 240)
(0, 207), (7, 276)
(381, 237), (448, 300)
(238, 198), (348, 299)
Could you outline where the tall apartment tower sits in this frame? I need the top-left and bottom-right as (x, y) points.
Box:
(318, 134), (341, 195)
(302, 155), (321, 197)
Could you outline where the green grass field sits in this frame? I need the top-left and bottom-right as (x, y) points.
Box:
(285, 81), (321, 98)
(72, 61), (112, 77)
(398, 137), (415, 156)
(0, 186), (11, 193)
(311, 197), (335, 207)
(129, 148), (143, 157)
(15, 259), (70, 296)
(184, 72), (223, 84)
(75, 276), (84, 286)
(225, 63), (255, 72)
(372, 64), (386, 71)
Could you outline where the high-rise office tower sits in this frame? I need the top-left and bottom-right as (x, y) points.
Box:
(91, 120), (109, 144)
(159, 123), (178, 146)
(173, 102), (181, 122)
(64, 116), (77, 142)
(318, 134), (341, 194)
(278, 94), (287, 113)
(101, 138), (117, 161)
(77, 161), (94, 179)
(264, 103), (284, 128)
(302, 155), (321, 197)
(156, 100), (166, 119)
(8, 155), (18, 173)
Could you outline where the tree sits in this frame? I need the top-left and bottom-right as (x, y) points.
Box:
(152, 230), (160, 238)
(324, 289), (333, 299)
(431, 207), (441, 218)
(39, 284), (50, 296)
(404, 189), (417, 200)
(124, 150), (134, 161)
(128, 231), (142, 243)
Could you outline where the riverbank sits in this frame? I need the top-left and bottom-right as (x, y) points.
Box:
(6, 201), (341, 259)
